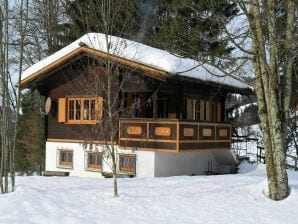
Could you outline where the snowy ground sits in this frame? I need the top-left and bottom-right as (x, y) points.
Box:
(1, 163), (298, 224)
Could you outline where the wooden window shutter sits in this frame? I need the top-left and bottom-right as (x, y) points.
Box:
(200, 100), (205, 121)
(96, 97), (103, 120)
(186, 99), (193, 120)
(216, 102), (222, 122)
(206, 101), (211, 121)
(58, 98), (66, 122)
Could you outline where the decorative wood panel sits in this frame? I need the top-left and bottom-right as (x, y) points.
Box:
(202, 128), (212, 137)
(154, 127), (171, 136)
(183, 128), (194, 137)
(119, 119), (231, 151)
(216, 126), (231, 140)
(149, 123), (177, 140)
(219, 129), (228, 137)
(127, 126), (142, 135)
(120, 122), (147, 138)
(199, 125), (215, 140)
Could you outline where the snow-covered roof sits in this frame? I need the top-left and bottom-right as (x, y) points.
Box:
(21, 33), (248, 89)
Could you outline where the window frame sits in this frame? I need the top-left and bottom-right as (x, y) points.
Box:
(85, 151), (103, 172)
(57, 149), (73, 169)
(66, 96), (102, 124)
(118, 154), (136, 174)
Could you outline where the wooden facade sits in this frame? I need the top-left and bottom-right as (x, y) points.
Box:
(119, 118), (231, 152)
(20, 50), (245, 153)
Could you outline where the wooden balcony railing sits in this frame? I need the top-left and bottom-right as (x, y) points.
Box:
(119, 118), (231, 152)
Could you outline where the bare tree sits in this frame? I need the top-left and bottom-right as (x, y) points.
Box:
(0, 0), (11, 194)
(151, 0), (296, 200)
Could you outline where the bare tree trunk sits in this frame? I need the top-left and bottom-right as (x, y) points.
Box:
(247, 0), (296, 200)
(11, 0), (29, 192)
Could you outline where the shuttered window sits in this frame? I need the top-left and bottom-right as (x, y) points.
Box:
(58, 150), (73, 168)
(119, 154), (136, 174)
(58, 96), (103, 124)
(186, 99), (222, 122)
(86, 152), (102, 171)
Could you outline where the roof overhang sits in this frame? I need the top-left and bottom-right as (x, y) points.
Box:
(18, 47), (168, 89)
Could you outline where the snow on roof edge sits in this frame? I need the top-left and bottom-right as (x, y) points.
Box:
(21, 33), (249, 90)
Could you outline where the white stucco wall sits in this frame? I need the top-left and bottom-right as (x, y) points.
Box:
(46, 141), (133, 177)
(154, 151), (219, 177)
(135, 151), (155, 178)
(46, 141), (236, 178)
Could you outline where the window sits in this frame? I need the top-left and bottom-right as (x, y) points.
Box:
(186, 99), (222, 122)
(86, 152), (102, 171)
(58, 96), (103, 124)
(119, 154), (136, 174)
(58, 150), (73, 168)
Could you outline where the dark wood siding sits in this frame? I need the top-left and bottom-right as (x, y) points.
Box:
(40, 56), (228, 143)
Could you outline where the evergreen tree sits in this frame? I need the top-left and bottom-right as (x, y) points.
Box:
(64, 0), (143, 40)
(16, 91), (45, 175)
(146, 0), (238, 60)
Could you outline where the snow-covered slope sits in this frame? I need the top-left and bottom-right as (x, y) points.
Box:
(21, 33), (248, 89)
(0, 163), (297, 224)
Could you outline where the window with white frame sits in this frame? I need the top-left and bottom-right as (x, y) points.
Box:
(86, 152), (102, 171)
(119, 154), (136, 174)
(57, 149), (73, 168)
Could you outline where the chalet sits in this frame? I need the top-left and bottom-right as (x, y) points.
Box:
(19, 33), (251, 178)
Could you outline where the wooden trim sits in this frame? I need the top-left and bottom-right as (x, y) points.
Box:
(118, 146), (230, 153)
(206, 101), (210, 121)
(179, 148), (231, 152)
(200, 100), (204, 121)
(120, 120), (179, 125)
(176, 123), (180, 150)
(18, 47), (167, 88)
(179, 140), (231, 143)
(216, 102), (221, 122)
(47, 138), (116, 144)
(58, 98), (66, 122)
(118, 146), (179, 153)
(120, 137), (177, 143)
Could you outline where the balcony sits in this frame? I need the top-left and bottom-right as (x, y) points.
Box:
(119, 118), (231, 152)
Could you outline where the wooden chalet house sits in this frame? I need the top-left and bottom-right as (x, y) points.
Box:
(19, 33), (250, 178)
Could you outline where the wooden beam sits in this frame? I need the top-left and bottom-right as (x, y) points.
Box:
(18, 47), (168, 88)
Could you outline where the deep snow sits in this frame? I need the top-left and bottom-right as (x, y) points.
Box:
(1, 163), (297, 224)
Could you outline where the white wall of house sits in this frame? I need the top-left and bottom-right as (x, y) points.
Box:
(135, 151), (155, 178)
(154, 151), (219, 177)
(46, 141), (236, 178)
(46, 141), (133, 178)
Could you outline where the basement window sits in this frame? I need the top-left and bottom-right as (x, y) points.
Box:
(58, 97), (103, 124)
(86, 152), (102, 171)
(119, 154), (136, 174)
(58, 149), (73, 169)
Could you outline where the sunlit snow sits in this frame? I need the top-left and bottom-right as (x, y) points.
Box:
(0, 162), (297, 224)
